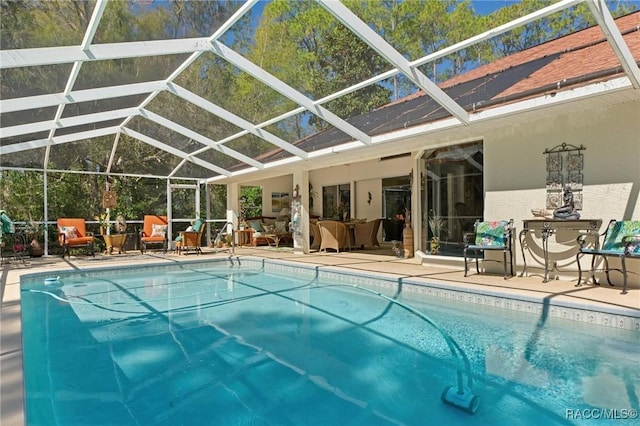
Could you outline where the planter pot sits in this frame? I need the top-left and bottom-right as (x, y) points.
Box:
(430, 238), (440, 255)
(29, 239), (44, 257)
(402, 227), (414, 258)
(103, 234), (127, 254)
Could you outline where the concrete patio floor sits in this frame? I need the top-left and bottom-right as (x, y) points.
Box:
(2, 246), (639, 426)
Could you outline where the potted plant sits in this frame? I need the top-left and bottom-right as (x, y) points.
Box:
(25, 220), (44, 257)
(309, 183), (318, 209)
(428, 215), (447, 255)
(94, 212), (111, 235)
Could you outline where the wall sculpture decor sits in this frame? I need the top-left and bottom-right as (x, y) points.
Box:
(543, 143), (585, 211)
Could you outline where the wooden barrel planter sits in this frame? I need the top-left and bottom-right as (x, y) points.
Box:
(403, 226), (414, 258)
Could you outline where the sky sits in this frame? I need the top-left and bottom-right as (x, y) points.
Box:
(470, 0), (520, 15)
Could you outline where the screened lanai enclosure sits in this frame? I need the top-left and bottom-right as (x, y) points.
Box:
(1, 0), (639, 255)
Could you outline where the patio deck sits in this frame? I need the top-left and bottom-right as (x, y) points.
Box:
(2, 246), (639, 426)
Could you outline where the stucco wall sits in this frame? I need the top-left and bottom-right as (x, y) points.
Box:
(250, 157), (411, 246)
(240, 99), (639, 288)
(244, 175), (293, 217)
(485, 100), (640, 284)
(309, 156), (412, 218)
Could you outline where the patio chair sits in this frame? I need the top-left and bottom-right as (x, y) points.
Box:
(139, 215), (168, 254)
(1, 210), (27, 264)
(310, 220), (322, 251)
(318, 220), (350, 253)
(354, 218), (381, 249)
(576, 219), (640, 294)
(57, 218), (95, 258)
(176, 218), (205, 255)
(464, 219), (514, 279)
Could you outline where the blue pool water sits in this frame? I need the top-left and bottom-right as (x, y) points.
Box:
(21, 259), (639, 426)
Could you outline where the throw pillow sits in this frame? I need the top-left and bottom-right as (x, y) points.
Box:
(151, 224), (167, 238)
(192, 218), (204, 233)
(59, 226), (78, 240)
(263, 224), (275, 233)
(275, 220), (287, 233)
(249, 220), (263, 232)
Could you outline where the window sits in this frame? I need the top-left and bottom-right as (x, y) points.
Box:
(322, 184), (350, 219)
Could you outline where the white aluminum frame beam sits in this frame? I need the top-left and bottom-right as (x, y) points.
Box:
(0, 81), (167, 113)
(586, 0), (640, 88)
(48, 1), (108, 143)
(318, 0), (469, 125)
(0, 38), (216, 69)
(1, 127), (120, 155)
(166, 83), (309, 159)
(139, 108), (264, 169)
(1, 108), (140, 138)
(209, 39), (373, 146)
(410, 0), (583, 69)
(121, 128), (231, 176)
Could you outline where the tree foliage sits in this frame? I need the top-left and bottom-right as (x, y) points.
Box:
(1, 0), (637, 224)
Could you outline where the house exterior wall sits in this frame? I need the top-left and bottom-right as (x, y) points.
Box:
(485, 100), (640, 284)
(308, 157), (412, 219)
(246, 99), (639, 288)
(244, 175), (293, 217)
(354, 178), (382, 223)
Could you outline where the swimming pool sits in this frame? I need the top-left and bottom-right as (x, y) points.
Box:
(21, 258), (639, 425)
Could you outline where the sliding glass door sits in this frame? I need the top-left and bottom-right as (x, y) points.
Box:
(421, 141), (483, 256)
(382, 176), (410, 241)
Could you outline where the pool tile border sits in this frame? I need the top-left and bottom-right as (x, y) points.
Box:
(255, 258), (640, 332)
(19, 256), (640, 332)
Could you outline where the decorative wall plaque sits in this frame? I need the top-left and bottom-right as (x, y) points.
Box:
(567, 171), (583, 190)
(543, 143), (585, 210)
(546, 171), (563, 190)
(102, 190), (117, 209)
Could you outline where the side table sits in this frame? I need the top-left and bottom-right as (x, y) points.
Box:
(520, 219), (601, 282)
(237, 229), (253, 246)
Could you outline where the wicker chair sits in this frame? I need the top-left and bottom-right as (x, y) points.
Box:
(175, 218), (205, 255)
(310, 220), (322, 250)
(354, 219), (381, 249)
(318, 220), (349, 253)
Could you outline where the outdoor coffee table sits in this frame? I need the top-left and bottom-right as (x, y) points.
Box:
(264, 233), (281, 248)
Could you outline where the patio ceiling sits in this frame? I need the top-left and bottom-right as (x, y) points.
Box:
(1, 0), (639, 184)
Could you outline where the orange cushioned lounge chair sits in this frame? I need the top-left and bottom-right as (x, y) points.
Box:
(139, 215), (168, 254)
(57, 218), (95, 258)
